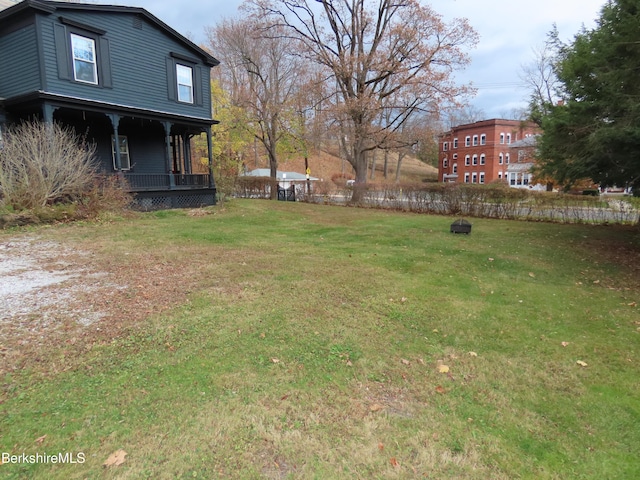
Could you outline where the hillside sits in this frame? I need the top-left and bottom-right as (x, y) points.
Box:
(276, 148), (438, 185)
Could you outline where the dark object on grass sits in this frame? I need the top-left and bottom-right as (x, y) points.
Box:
(450, 219), (472, 234)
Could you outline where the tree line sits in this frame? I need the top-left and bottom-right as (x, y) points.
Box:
(205, 0), (478, 201)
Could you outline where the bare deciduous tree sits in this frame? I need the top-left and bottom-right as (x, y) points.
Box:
(206, 18), (305, 199)
(520, 26), (563, 125)
(249, 0), (478, 201)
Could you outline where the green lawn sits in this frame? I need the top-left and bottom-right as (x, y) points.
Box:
(1, 200), (639, 479)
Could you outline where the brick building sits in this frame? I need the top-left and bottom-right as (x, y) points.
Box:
(438, 119), (540, 185)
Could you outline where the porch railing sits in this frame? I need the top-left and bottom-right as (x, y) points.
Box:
(122, 173), (212, 191)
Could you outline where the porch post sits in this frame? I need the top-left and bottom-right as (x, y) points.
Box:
(163, 121), (175, 188)
(108, 114), (122, 171)
(42, 103), (56, 124)
(184, 133), (192, 175)
(206, 127), (214, 189)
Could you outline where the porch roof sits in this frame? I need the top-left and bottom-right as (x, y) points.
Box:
(3, 90), (219, 127)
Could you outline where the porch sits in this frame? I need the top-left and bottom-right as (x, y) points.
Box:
(123, 173), (213, 191)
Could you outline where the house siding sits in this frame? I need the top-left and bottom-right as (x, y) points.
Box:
(0, 22), (42, 98)
(38, 10), (211, 119)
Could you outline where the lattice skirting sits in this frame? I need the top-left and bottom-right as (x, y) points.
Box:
(132, 189), (217, 211)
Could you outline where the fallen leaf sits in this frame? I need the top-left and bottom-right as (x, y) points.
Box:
(417, 358), (425, 365)
(390, 457), (400, 468)
(378, 442), (384, 451)
(628, 302), (637, 307)
(593, 280), (600, 284)
(468, 351), (478, 357)
(35, 435), (47, 444)
(576, 360), (588, 367)
(260, 333), (266, 338)
(488, 257), (494, 262)
(401, 297), (407, 302)
(529, 272), (536, 278)
(435, 385), (446, 394)
(400, 358), (411, 366)
(438, 365), (450, 374)
(271, 358), (280, 364)
(103, 450), (127, 467)
(561, 342), (569, 347)
(346, 360), (353, 367)
(370, 404), (385, 412)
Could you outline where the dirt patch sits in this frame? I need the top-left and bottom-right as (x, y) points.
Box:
(0, 234), (206, 379)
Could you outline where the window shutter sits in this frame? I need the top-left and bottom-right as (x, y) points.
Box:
(54, 24), (71, 80)
(166, 58), (177, 101)
(99, 37), (112, 88)
(194, 66), (203, 106)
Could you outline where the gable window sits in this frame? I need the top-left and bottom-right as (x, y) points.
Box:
(176, 64), (194, 103)
(71, 34), (98, 84)
(112, 135), (131, 170)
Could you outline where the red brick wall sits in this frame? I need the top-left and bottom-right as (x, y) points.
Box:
(438, 119), (540, 184)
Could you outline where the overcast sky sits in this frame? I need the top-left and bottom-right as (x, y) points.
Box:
(113, 0), (606, 119)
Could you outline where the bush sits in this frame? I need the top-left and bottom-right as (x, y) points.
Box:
(0, 121), (98, 210)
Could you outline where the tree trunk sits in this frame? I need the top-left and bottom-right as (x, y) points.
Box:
(369, 150), (376, 180)
(350, 148), (369, 204)
(395, 152), (406, 183)
(383, 149), (389, 179)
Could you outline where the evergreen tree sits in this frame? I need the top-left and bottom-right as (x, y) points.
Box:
(537, 0), (640, 192)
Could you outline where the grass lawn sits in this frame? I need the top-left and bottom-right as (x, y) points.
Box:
(1, 199), (639, 479)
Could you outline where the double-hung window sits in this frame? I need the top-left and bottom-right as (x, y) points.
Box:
(71, 34), (98, 84)
(176, 64), (194, 104)
(111, 135), (131, 170)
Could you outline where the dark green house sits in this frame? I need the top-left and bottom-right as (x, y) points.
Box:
(0, 0), (220, 208)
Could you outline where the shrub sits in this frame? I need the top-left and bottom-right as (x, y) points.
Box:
(0, 121), (98, 210)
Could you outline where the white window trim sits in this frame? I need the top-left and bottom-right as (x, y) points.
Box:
(176, 64), (194, 104)
(480, 134), (486, 145)
(71, 33), (98, 85)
